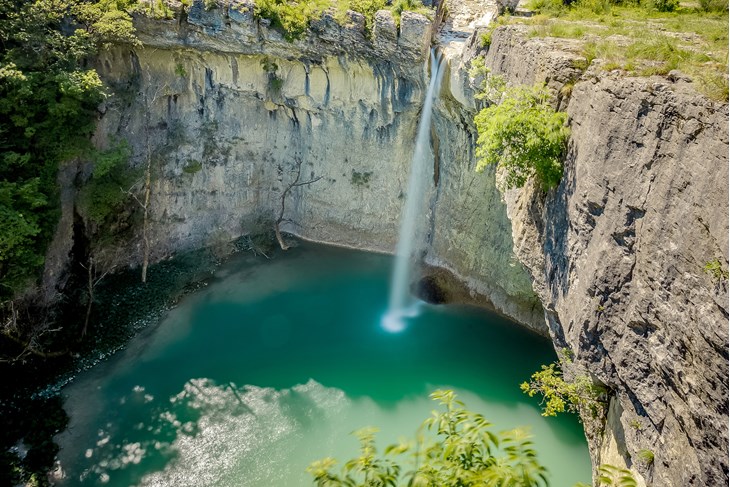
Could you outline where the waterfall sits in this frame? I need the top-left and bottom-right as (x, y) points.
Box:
(382, 49), (446, 333)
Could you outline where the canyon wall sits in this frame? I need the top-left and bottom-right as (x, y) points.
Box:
(484, 25), (729, 486)
(90, 2), (543, 330)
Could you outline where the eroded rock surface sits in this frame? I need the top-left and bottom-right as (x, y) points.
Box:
(489, 30), (729, 485)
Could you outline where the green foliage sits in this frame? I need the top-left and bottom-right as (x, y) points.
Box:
(520, 362), (607, 418)
(703, 258), (728, 281)
(73, 0), (139, 48)
(636, 449), (654, 465)
(175, 63), (188, 77)
(0, 179), (48, 294)
(474, 84), (569, 190)
(138, 0), (175, 19)
(597, 464), (638, 486)
(469, 58), (507, 104)
(699, 0), (728, 12)
(479, 16), (508, 48)
(260, 57), (284, 97)
(308, 390), (551, 487)
(517, 0), (728, 100)
(78, 142), (136, 226)
(183, 160), (203, 174)
(574, 465), (638, 487)
(0, 0), (137, 299)
(254, 0), (331, 40)
(253, 0), (432, 40)
(647, 0), (677, 13)
(350, 170), (372, 187)
(526, 0), (565, 16)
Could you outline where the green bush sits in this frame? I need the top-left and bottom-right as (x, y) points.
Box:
(597, 464), (638, 486)
(183, 160), (203, 174)
(703, 259), (729, 281)
(528, 0), (567, 15)
(308, 390), (550, 486)
(474, 84), (569, 190)
(254, 0), (432, 40)
(636, 449), (654, 465)
(521, 361), (607, 418)
(78, 142), (136, 226)
(648, 0), (678, 12)
(699, 0), (728, 12)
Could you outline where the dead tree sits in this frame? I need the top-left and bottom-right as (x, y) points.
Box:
(127, 79), (163, 284)
(79, 256), (113, 338)
(0, 301), (67, 363)
(140, 86), (156, 283)
(275, 159), (321, 250)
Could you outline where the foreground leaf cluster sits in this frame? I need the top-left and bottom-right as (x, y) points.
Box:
(308, 390), (549, 487)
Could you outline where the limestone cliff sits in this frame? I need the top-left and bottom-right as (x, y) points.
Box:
(483, 24), (729, 486)
(63, 4), (728, 485)
(89, 1), (543, 330)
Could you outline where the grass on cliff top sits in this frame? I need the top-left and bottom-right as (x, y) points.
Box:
(500, 0), (728, 100)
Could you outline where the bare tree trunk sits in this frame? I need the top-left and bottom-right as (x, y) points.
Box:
(141, 149), (151, 283)
(82, 257), (94, 338)
(79, 257), (112, 340)
(275, 159), (322, 251)
(139, 84), (161, 284)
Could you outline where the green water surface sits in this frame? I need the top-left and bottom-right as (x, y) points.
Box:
(56, 243), (591, 486)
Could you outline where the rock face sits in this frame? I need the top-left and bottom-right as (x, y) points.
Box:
(90, 1), (542, 330)
(485, 24), (729, 487)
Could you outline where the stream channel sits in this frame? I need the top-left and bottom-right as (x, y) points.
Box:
(55, 242), (592, 486)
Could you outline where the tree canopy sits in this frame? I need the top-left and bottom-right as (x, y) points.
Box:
(0, 0), (136, 299)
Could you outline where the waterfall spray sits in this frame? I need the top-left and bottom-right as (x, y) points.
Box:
(382, 49), (446, 333)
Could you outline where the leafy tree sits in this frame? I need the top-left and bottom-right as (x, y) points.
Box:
(78, 141), (138, 228)
(473, 81), (570, 191)
(308, 390), (550, 486)
(0, 0), (137, 301)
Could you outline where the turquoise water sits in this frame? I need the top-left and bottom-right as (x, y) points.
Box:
(56, 244), (591, 486)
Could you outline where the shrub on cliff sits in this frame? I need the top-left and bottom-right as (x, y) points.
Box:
(474, 83), (570, 191)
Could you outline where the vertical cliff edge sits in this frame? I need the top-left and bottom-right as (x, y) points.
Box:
(483, 24), (729, 486)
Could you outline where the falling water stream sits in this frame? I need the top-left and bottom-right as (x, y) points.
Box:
(382, 49), (447, 333)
